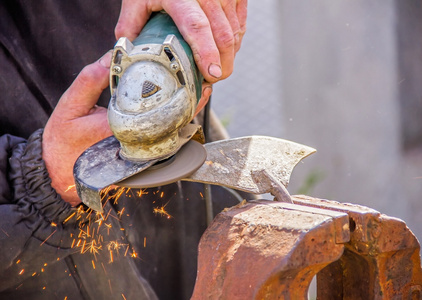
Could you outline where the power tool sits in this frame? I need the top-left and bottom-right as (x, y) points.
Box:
(74, 12), (315, 212)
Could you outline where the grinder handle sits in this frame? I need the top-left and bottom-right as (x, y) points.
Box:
(133, 11), (203, 103)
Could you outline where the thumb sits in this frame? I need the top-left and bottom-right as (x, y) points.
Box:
(57, 50), (112, 117)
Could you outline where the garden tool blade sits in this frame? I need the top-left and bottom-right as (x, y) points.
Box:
(118, 136), (316, 197)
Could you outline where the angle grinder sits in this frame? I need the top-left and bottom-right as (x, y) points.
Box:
(74, 11), (207, 212)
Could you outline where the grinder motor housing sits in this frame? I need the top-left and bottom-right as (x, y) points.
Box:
(108, 11), (203, 162)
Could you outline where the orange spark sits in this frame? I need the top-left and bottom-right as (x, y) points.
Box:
(131, 249), (138, 258)
(51, 222), (57, 227)
(81, 240), (86, 254)
(63, 212), (76, 224)
(122, 294), (127, 300)
(160, 192), (164, 198)
(92, 260), (96, 269)
(40, 229), (57, 246)
(19, 269), (24, 275)
(153, 201), (172, 219)
(144, 237), (146, 248)
(117, 208), (125, 218)
(137, 189), (148, 197)
(16, 260), (20, 264)
(65, 185), (75, 192)
(32, 272), (36, 276)
(199, 192), (204, 198)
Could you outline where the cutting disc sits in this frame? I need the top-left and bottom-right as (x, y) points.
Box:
(116, 140), (207, 188)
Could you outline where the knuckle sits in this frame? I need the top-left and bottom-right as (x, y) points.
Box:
(184, 12), (210, 33)
(215, 29), (235, 50)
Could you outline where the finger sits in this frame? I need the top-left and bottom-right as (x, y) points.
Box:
(57, 51), (112, 117)
(199, 0), (235, 79)
(221, 0), (242, 52)
(115, 0), (151, 40)
(236, 0), (248, 52)
(194, 82), (212, 117)
(164, 0), (222, 83)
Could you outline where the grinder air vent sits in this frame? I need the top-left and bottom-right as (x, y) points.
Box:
(142, 80), (161, 98)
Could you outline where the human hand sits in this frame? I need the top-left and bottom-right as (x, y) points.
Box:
(114, 0), (247, 115)
(42, 51), (114, 206)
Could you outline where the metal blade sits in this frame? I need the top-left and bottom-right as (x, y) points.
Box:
(183, 136), (316, 195)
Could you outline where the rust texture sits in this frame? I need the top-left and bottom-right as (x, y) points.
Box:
(192, 196), (422, 300)
(191, 200), (349, 299)
(293, 195), (422, 300)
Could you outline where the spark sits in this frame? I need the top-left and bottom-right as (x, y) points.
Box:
(92, 260), (96, 269)
(84, 240), (102, 257)
(32, 272), (37, 276)
(144, 237), (146, 248)
(63, 212), (76, 224)
(51, 222), (57, 227)
(153, 201), (172, 219)
(199, 192), (204, 198)
(1, 227), (9, 237)
(40, 229), (57, 246)
(81, 240), (86, 254)
(131, 249), (138, 258)
(16, 260), (20, 264)
(19, 269), (24, 275)
(160, 192), (164, 198)
(137, 189), (148, 197)
(122, 294), (127, 300)
(117, 207), (125, 218)
(101, 262), (107, 275)
(65, 185), (75, 192)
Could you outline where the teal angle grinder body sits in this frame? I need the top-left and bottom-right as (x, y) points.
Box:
(73, 12), (207, 212)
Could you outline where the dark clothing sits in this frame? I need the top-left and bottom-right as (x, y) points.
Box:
(0, 1), (241, 299)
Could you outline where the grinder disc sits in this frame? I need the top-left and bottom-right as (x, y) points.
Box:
(116, 140), (207, 188)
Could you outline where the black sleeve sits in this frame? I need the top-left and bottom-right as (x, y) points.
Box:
(0, 129), (78, 291)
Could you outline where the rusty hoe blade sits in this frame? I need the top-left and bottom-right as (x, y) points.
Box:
(184, 136), (316, 199)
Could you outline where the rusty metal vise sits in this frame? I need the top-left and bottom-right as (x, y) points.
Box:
(191, 196), (422, 299)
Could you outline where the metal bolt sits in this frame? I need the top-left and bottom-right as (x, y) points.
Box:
(112, 65), (122, 74)
(170, 62), (179, 71)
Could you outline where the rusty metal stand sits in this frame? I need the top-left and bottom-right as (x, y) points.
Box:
(191, 196), (422, 300)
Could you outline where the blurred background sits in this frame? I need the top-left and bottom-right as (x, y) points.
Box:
(212, 0), (422, 242)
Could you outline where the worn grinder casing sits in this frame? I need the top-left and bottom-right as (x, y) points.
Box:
(108, 12), (203, 162)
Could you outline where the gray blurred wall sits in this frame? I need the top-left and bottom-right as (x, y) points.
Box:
(212, 0), (422, 241)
